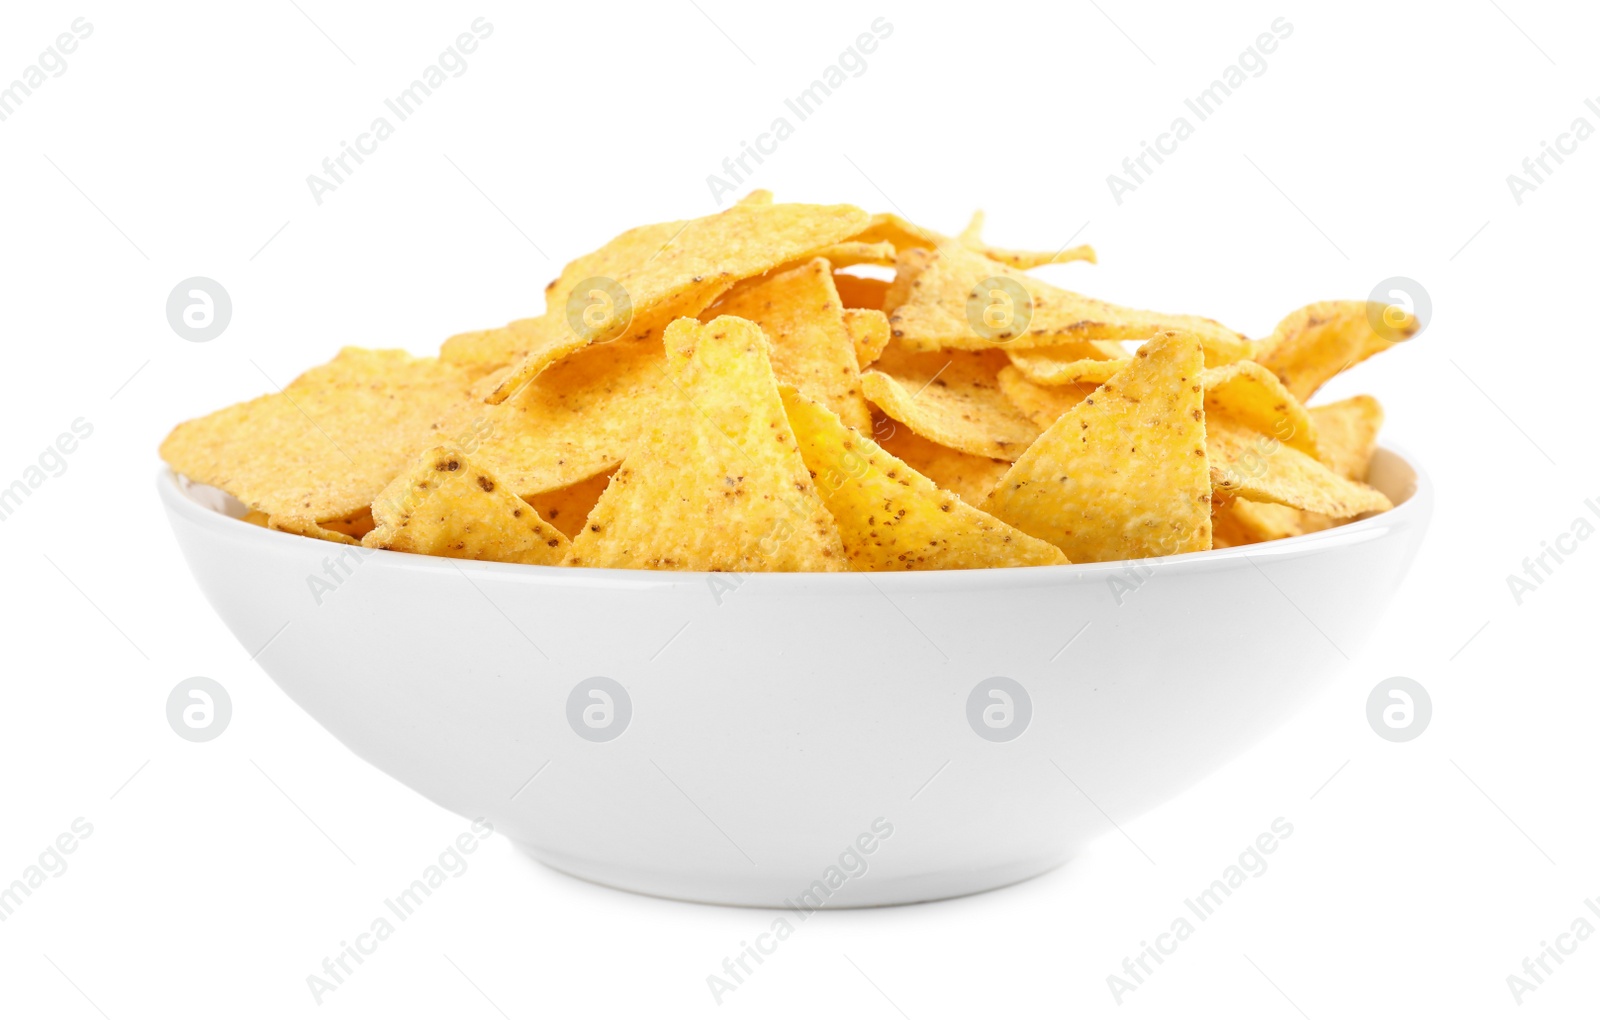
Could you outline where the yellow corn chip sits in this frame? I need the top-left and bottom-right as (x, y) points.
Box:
(850, 211), (954, 253)
(267, 516), (359, 545)
(563, 316), (847, 571)
(1308, 395), (1384, 480)
(1005, 347), (1131, 388)
(738, 189), (773, 205)
(526, 469), (614, 539)
(843, 308), (891, 369)
(853, 211), (1095, 267)
(1210, 502), (1253, 548)
(953, 211), (1097, 268)
(241, 510), (270, 528)
(1256, 301), (1416, 402)
(706, 258), (872, 432)
(543, 217), (688, 311)
(1222, 499), (1340, 544)
(314, 507), (375, 539)
(875, 416), (1011, 506)
(862, 343), (1041, 459)
(159, 347), (480, 525)
(804, 241), (897, 268)
(996, 366), (1097, 428)
(1207, 418), (1392, 517)
(781, 387), (1067, 569)
(363, 446), (568, 565)
(1201, 360), (1318, 458)
(833, 273), (890, 310)
(886, 244), (1253, 363)
(439, 317), (550, 377)
(440, 216), (696, 378)
(981, 332), (1212, 562)
(488, 202), (871, 404)
(469, 336), (670, 499)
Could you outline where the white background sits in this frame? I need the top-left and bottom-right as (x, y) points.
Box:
(2, 1), (1596, 1016)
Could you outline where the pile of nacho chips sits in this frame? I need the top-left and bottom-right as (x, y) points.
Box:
(160, 193), (1414, 570)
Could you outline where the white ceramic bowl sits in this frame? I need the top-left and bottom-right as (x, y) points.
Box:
(159, 447), (1430, 907)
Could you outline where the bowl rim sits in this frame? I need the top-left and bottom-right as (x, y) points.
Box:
(156, 443), (1431, 590)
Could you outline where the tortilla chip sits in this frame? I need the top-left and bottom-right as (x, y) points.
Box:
(852, 211), (1094, 268)
(874, 416), (1011, 506)
(1222, 499), (1340, 544)
(525, 469), (614, 539)
(705, 258), (872, 432)
(314, 507), (375, 539)
(241, 510), (270, 528)
(781, 387), (1067, 569)
(953, 211), (1097, 268)
(1308, 395), (1384, 480)
(469, 336), (671, 499)
(981, 332), (1211, 562)
(886, 244), (1253, 363)
(159, 347), (480, 526)
(363, 446), (568, 565)
(439, 317), (548, 377)
(1210, 503), (1253, 548)
(1005, 345), (1131, 386)
(861, 343), (1041, 459)
(1201, 360), (1318, 457)
(843, 308), (891, 369)
(267, 516), (358, 545)
(804, 241), (897, 268)
(488, 202), (871, 404)
(833, 273), (890, 310)
(996, 366), (1097, 428)
(543, 217), (688, 311)
(1207, 418), (1392, 517)
(849, 212), (953, 254)
(1256, 301), (1416, 402)
(738, 189), (773, 205)
(563, 316), (847, 571)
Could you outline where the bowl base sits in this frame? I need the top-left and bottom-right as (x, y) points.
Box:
(518, 843), (1071, 909)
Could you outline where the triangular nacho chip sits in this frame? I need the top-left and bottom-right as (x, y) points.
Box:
(268, 516), (359, 545)
(861, 343), (1041, 459)
(159, 347), (480, 526)
(833, 273), (890, 310)
(996, 366), (1097, 429)
(563, 316), (847, 571)
(886, 244), (1253, 363)
(851, 211), (1095, 268)
(1005, 345), (1130, 386)
(803, 241), (897, 268)
(439, 317), (548, 377)
(1256, 301), (1416, 402)
(952, 210), (1097, 268)
(468, 336), (672, 499)
(781, 387), (1067, 569)
(706, 258), (872, 432)
(1201, 360), (1318, 458)
(981, 332), (1212, 562)
(526, 469), (615, 538)
(875, 416), (1011, 506)
(1308, 395), (1384, 480)
(1207, 418), (1392, 517)
(487, 202), (871, 404)
(1221, 499), (1339, 545)
(843, 308), (891, 369)
(363, 446), (569, 564)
